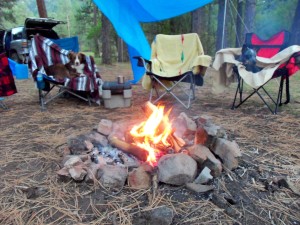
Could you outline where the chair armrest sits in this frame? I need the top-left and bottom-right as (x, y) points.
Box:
(133, 56), (152, 71)
(193, 55), (212, 68)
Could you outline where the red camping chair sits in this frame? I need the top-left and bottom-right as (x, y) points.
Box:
(232, 30), (300, 114)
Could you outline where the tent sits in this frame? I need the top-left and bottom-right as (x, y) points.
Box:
(92, 0), (213, 83)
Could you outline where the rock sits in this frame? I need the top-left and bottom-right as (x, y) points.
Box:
(178, 112), (197, 131)
(188, 144), (222, 177)
(69, 163), (87, 181)
(87, 131), (108, 147)
(211, 138), (241, 170)
(194, 127), (209, 145)
(185, 183), (214, 193)
(20, 186), (48, 199)
(108, 121), (126, 141)
(172, 116), (188, 139)
(97, 165), (128, 190)
(194, 167), (213, 184)
(128, 164), (152, 189)
(84, 140), (94, 151)
(145, 206), (174, 225)
(62, 154), (89, 167)
(196, 115), (213, 126)
(85, 162), (103, 183)
(204, 123), (227, 139)
(64, 156), (83, 168)
(97, 119), (113, 136)
(157, 153), (197, 185)
(67, 135), (88, 155)
(57, 167), (72, 182)
(119, 153), (141, 168)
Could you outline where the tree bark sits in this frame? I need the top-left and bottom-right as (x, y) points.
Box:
(93, 4), (100, 57)
(36, 0), (48, 18)
(216, 0), (226, 51)
(235, 0), (244, 47)
(101, 13), (112, 64)
(191, 8), (205, 37)
(244, 0), (256, 35)
(117, 37), (129, 62)
(290, 0), (300, 44)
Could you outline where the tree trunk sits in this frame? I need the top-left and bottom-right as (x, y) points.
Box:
(244, 0), (256, 34)
(216, 0), (226, 51)
(93, 4), (100, 57)
(290, 0), (300, 45)
(117, 37), (129, 62)
(191, 8), (205, 37)
(36, 0), (48, 18)
(101, 14), (112, 64)
(235, 0), (244, 47)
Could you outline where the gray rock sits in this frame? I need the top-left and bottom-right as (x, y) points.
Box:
(157, 153), (197, 185)
(145, 206), (174, 225)
(97, 165), (128, 190)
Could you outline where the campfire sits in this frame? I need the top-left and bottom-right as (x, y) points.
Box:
(57, 101), (242, 192)
(119, 102), (185, 166)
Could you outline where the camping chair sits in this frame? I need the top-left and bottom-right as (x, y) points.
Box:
(29, 34), (102, 111)
(231, 30), (300, 114)
(135, 33), (211, 109)
(0, 52), (17, 109)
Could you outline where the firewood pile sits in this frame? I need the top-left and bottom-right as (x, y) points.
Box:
(57, 102), (241, 192)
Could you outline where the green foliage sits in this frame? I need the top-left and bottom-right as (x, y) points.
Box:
(0, 0), (19, 29)
(255, 0), (298, 38)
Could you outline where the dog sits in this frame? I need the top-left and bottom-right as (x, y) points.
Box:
(68, 51), (86, 75)
(43, 52), (86, 80)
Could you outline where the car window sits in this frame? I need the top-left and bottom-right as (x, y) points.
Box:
(12, 27), (24, 40)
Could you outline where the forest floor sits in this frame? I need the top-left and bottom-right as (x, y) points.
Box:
(0, 63), (300, 225)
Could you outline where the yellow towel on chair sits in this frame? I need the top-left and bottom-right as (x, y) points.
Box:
(142, 33), (211, 90)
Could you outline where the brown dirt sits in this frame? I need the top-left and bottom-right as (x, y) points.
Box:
(0, 63), (299, 225)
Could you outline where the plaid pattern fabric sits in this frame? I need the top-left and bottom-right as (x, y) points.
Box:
(29, 35), (102, 101)
(0, 53), (17, 97)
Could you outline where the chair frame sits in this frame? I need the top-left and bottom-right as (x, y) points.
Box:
(231, 31), (294, 114)
(38, 75), (91, 111)
(231, 66), (289, 114)
(134, 57), (200, 109)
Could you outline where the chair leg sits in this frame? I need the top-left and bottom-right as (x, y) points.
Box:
(0, 98), (8, 110)
(232, 75), (243, 109)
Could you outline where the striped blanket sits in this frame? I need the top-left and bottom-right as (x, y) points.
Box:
(29, 35), (102, 102)
(0, 53), (17, 97)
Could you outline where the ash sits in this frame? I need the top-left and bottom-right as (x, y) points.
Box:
(90, 145), (140, 167)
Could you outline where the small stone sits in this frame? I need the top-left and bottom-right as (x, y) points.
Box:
(194, 167), (213, 184)
(97, 119), (113, 136)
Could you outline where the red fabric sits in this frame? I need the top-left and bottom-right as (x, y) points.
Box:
(0, 53), (17, 97)
(251, 32), (285, 58)
(249, 31), (299, 77)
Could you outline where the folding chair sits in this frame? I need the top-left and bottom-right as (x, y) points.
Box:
(135, 33), (211, 109)
(29, 35), (102, 111)
(0, 53), (17, 109)
(231, 30), (300, 114)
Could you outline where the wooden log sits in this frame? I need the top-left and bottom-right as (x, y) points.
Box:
(109, 136), (148, 161)
(142, 101), (186, 151)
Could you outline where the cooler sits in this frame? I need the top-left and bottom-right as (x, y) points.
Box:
(102, 81), (132, 108)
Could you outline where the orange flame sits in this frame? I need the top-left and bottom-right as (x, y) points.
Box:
(130, 105), (172, 166)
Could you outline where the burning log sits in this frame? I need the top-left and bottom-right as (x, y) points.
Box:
(109, 136), (148, 161)
(142, 101), (186, 152)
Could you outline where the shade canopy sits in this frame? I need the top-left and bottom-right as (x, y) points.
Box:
(92, 0), (213, 83)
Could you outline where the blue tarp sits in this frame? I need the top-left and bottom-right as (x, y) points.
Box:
(92, 0), (213, 83)
(51, 36), (80, 52)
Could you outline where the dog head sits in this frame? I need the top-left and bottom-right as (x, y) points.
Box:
(68, 52), (86, 66)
